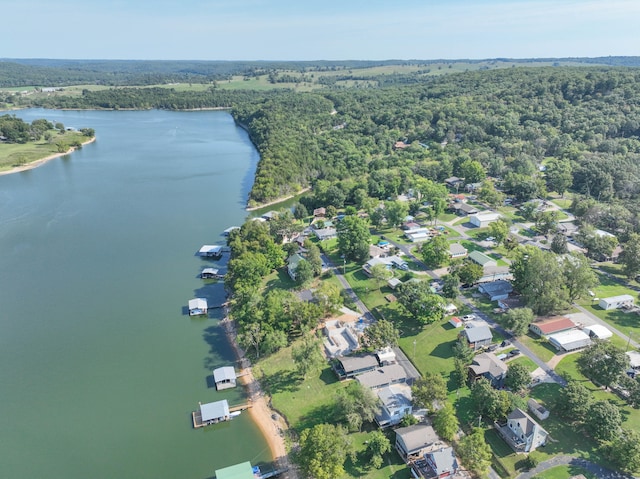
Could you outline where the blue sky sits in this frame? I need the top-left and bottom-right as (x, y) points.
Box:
(5, 0), (639, 60)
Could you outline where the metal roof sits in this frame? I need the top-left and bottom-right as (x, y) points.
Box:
(188, 298), (208, 310)
(213, 366), (236, 383)
(464, 325), (493, 343)
(215, 461), (255, 479)
(356, 364), (407, 389)
(395, 424), (440, 453)
(200, 399), (229, 422)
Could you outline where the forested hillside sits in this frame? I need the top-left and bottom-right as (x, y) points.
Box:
(11, 65), (640, 235)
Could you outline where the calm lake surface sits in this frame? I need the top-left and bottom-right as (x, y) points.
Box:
(0, 109), (273, 479)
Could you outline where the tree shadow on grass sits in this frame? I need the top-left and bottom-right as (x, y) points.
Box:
(318, 367), (339, 386)
(296, 403), (337, 431)
(262, 370), (301, 395)
(430, 340), (455, 359)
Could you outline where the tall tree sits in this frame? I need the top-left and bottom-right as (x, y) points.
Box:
(441, 274), (460, 299)
(297, 423), (352, 479)
(292, 332), (325, 379)
(385, 200), (409, 229)
(365, 430), (392, 469)
(396, 281), (446, 324)
(505, 362), (531, 393)
(562, 251), (598, 302)
(362, 319), (399, 350)
(335, 381), (379, 431)
(586, 400), (622, 442)
(470, 378), (511, 421)
(457, 427), (492, 477)
(608, 428), (640, 474)
(457, 261), (483, 286)
(411, 372), (448, 413)
(370, 263), (393, 292)
(502, 307), (534, 336)
(337, 215), (370, 262)
(421, 234), (450, 267)
(488, 219), (510, 246)
(620, 233), (640, 280)
(545, 158), (573, 197)
(578, 341), (630, 390)
(557, 380), (593, 424)
(433, 402), (459, 442)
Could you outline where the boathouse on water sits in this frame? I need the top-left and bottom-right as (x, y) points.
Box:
(213, 366), (237, 390)
(200, 399), (230, 425)
(198, 244), (223, 259)
(188, 298), (208, 316)
(215, 461), (260, 479)
(201, 267), (220, 279)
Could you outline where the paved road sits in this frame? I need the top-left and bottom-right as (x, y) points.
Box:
(516, 454), (636, 479)
(321, 253), (375, 322)
(573, 303), (639, 350)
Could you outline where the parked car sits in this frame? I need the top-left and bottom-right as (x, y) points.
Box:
(501, 340), (510, 347)
(508, 349), (521, 357)
(462, 314), (476, 321)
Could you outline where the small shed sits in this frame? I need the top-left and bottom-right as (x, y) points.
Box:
(443, 303), (458, 315)
(388, 278), (402, 290)
(449, 317), (464, 328)
(583, 324), (613, 340)
(200, 399), (230, 424)
(548, 329), (592, 352)
(213, 366), (237, 390)
(188, 298), (208, 316)
(599, 295), (634, 311)
(528, 398), (550, 420)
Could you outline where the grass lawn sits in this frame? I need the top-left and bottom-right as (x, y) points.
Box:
(509, 355), (539, 373)
(518, 333), (558, 363)
(577, 272), (640, 340)
(438, 213), (458, 222)
(531, 465), (596, 479)
(460, 239), (488, 253)
(341, 429), (408, 479)
(0, 131), (91, 171)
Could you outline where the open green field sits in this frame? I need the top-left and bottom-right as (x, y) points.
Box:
(0, 131), (91, 171)
(531, 465), (596, 479)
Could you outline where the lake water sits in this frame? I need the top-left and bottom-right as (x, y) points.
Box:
(0, 109), (273, 479)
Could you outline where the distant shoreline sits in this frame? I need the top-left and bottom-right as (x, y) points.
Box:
(0, 136), (96, 176)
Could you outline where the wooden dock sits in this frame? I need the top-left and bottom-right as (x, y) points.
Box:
(229, 402), (252, 413)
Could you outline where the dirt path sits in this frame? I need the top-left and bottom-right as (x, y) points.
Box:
(221, 315), (300, 479)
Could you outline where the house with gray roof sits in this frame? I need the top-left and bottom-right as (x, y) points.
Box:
(375, 384), (413, 428)
(287, 253), (305, 280)
(395, 424), (442, 462)
(468, 352), (508, 388)
(462, 325), (493, 350)
(334, 354), (379, 379)
(356, 364), (407, 389)
(425, 447), (459, 477)
(449, 243), (468, 259)
(478, 280), (513, 301)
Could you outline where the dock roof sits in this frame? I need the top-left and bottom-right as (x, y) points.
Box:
(199, 244), (222, 254)
(213, 366), (236, 383)
(188, 298), (208, 310)
(200, 399), (229, 422)
(215, 461), (255, 479)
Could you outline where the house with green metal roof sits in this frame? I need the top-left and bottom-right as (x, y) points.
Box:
(215, 461), (256, 479)
(468, 250), (497, 268)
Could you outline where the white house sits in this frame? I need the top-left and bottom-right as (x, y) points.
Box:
(449, 243), (468, 259)
(469, 212), (502, 228)
(599, 295), (634, 311)
(500, 408), (548, 452)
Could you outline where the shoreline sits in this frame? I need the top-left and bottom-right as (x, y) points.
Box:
(0, 136), (96, 177)
(220, 313), (299, 479)
(246, 187), (311, 212)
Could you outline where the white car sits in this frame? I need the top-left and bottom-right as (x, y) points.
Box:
(462, 314), (476, 321)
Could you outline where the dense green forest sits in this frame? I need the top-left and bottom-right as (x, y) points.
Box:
(7, 64), (640, 237)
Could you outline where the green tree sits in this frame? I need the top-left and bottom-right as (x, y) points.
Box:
(502, 307), (534, 336)
(576, 224), (619, 261)
(457, 427), (492, 476)
(365, 430), (391, 469)
(470, 378), (511, 421)
(441, 274), (460, 299)
(370, 263), (393, 292)
(505, 362), (531, 393)
(396, 281), (446, 324)
(385, 200), (409, 229)
(335, 381), (379, 431)
(535, 210), (558, 236)
(607, 428), (640, 474)
(411, 372), (448, 412)
(457, 261), (483, 286)
(478, 180), (505, 208)
(293, 202), (308, 220)
(313, 281), (343, 316)
(459, 159), (485, 183)
(557, 381), (593, 423)
(550, 233), (568, 254)
(297, 423), (352, 479)
(586, 400), (622, 442)
(433, 402), (459, 442)
(578, 341), (630, 390)
(292, 333), (325, 379)
(337, 215), (370, 262)
(421, 234), (449, 267)
(294, 259), (314, 286)
(545, 158), (573, 197)
(362, 319), (399, 350)
(488, 219), (510, 246)
(562, 252), (598, 302)
(510, 246), (569, 315)
(237, 322), (266, 359)
(399, 413), (419, 427)
(304, 240), (323, 276)
(620, 233), (640, 279)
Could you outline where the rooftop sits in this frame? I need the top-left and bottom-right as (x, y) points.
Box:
(395, 424), (440, 452)
(531, 316), (575, 335)
(200, 399), (229, 422)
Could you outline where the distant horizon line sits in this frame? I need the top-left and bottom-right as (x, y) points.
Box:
(1, 55), (638, 63)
